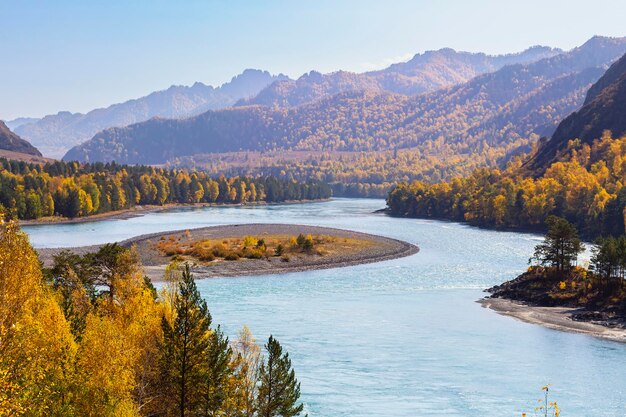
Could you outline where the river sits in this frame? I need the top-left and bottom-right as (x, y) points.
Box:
(23, 198), (626, 417)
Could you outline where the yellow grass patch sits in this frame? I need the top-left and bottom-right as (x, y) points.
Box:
(154, 233), (375, 264)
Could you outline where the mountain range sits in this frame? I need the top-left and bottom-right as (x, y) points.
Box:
(7, 46), (561, 160)
(8, 69), (287, 158)
(64, 36), (626, 169)
(237, 46), (560, 108)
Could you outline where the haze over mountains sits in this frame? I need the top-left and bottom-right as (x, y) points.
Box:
(8, 69), (287, 158)
(237, 46), (560, 108)
(7, 45), (560, 160)
(64, 36), (626, 170)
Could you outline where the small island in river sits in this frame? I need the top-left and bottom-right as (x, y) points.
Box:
(38, 223), (418, 281)
(481, 216), (626, 342)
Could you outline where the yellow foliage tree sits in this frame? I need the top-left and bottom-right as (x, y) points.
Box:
(0, 221), (77, 417)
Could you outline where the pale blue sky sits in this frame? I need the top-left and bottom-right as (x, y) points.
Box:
(1, 0), (625, 120)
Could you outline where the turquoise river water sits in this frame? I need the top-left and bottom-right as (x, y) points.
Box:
(23, 199), (626, 416)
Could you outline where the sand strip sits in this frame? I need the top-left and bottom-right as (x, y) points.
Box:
(480, 297), (626, 343)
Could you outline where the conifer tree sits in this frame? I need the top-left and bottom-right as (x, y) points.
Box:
(160, 264), (212, 417)
(256, 336), (304, 417)
(532, 216), (584, 272)
(199, 325), (233, 417)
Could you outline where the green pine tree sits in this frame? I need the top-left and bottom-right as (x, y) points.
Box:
(532, 216), (584, 273)
(256, 335), (304, 417)
(199, 325), (233, 417)
(160, 264), (212, 417)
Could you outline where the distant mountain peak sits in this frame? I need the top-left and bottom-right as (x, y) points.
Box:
(242, 43), (563, 109)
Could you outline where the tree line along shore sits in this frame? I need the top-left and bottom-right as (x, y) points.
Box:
(0, 158), (331, 221)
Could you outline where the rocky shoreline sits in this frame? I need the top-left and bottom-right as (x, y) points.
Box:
(480, 268), (626, 342)
(37, 223), (419, 281)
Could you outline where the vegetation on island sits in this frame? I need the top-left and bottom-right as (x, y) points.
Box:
(0, 218), (305, 417)
(0, 158), (331, 220)
(153, 232), (377, 266)
(156, 233), (321, 263)
(488, 216), (626, 324)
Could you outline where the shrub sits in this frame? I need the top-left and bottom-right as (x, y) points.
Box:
(224, 253), (240, 261)
(194, 248), (215, 262)
(157, 240), (184, 256)
(293, 233), (315, 251)
(212, 243), (228, 257)
(302, 235), (314, 251)
(244, 248), (264, 259)
(281, 254), (290, 262)
(274, 244), (284, 256)
(243, 236), (257, 248)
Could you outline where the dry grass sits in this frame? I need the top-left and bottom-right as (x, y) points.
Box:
(154, 233), (375, 265)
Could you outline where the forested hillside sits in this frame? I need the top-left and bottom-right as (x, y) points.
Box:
(387, 50), (626, 238)
(527, 51), (626, 173)
(0, 159), (330, 220)
(65, 36), (626, 197)
(13, 69), (287, 158)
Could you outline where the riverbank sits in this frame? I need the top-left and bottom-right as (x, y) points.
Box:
(480, 297), (626, 343)
(19, 199), (331, 226)
(37, 223), (418, 281)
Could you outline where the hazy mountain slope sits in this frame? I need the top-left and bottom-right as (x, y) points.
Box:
(15, 69), (288, 158)
(238, 70), (385, 108)
(65, 37), (626, 166)
(239, 46), (561, 108)
(3, 117), (41, 131)
(527, 51), (626, 172)
(0, 121), (42, 156)
(367, 45), (562, 95)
